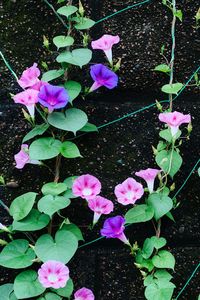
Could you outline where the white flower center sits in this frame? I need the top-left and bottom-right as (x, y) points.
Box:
(82, 188), (92, 196)
(48, 274), (58, 282)
(125, 191), (134, 200)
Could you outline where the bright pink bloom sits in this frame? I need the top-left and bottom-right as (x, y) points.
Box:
(17, 63), (40, 89)
(14, 144), (41, 169)
(88, 196), (114, 224)
(159, 111), (191, 137)
(13, 88), (39, 118)
(72, 174), (101, 200)
(74, 287), (95, 300)
(38, 260), (69, 289)
(135, 168), (160, 193)
(91, 34), (120, 64)
(31, 80), (49, 91)
(114, 178), (144, 205)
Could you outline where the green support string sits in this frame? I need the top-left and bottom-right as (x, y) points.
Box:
(0, 51), (18, 81)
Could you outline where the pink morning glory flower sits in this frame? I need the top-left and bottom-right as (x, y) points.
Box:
(89, 64), (118, 92)
(17, 63), (40, 89)
(114, 178), (144, 205)
(91, 34), (120, 64)
(38, 260), (69, 289)
(74, 287), (95, 300)
(159, 111), (191, 137)
(38, 84), (69, 112)
(88, 196), (114, 225)
(31, 80), (49, 91)
(101, 215), (130, 245)
(14, 144), (41, 169)
(72, 174), (101, 200)
(13, 88), (39, 118)
(135, 168), (161, 193)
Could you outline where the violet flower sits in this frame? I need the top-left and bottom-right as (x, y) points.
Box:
(74, 287), (95, 300)
(17, 63), (40, 89)
(38, 84), (69, 112)
(159, 111), (191, 137)
(88, 196), (114, 225)
(72, 174), (101, 200)
(135, 168), (161, 193)
(101, 216), (130, 245)
(114, 178), (144, 205)
(89, 64), (118, 92)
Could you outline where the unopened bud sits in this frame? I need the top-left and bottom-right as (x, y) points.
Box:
(113, 58), (122, 72)
(134, 263), (142, 269)
(22, 108), (32, 122)
(170, 182), (175, 191)
(79, 0), (85, 16)
(187, 123), (193, 134)
(43, 35), (50, 49)
(0, 239), (8, 246)
(156, 100), (163, 112)
(82, 33), (90, 47)
(152, 145), (158, 155)
(41, 61), (48, 71)
(140, 270), (147, 278)
(195, 8), (200, 21)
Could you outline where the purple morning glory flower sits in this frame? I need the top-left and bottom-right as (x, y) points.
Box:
(89, 64), (118, 92)
(38, 84), (69, 112)
(100, 215), (130, 245)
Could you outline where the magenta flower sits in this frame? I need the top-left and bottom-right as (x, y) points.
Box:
(31, 80), (49, 91)
(101, 216), (130, 245)
(13, 88), (39, 118)
(91, 34), (120, 64)
(74, 287), (95, 300)
(14, 144), (41, 169)
(159, 111), (191, 137)
(72, 174), (101, 200)
(88, 196), (114, 224)
(17, 63), (40, 89)
(38, 260), (69, 289)
(89, 64), (118, 92)
(135, 168), (160, 193)
(38, 84), (69, 112)
(114, 178), (144, 205)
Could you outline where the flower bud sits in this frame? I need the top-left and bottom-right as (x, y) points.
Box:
(152, 145), (158, 155)
(22, 108), (32, 122)
(79, 0), (85, 16)
(113, 58), (122, 72)
(0, 239), (8, 246)
(170, 182), (176, 191)
(43, 35), (50, 49)
(187, 122), (193, 134)
(195, 8), (200, 21)
(156, 100), (163, 112)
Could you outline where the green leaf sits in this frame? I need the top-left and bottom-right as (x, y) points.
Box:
(35, 230), (78, 263)
(161, 83), (183, 95)
(125, 204), (154, 224)
(142, 238), (154, 259)
(22, 124), (49, 143)
(154, 64), (170, 73)
(61, 141), (82, 158)
(0, 284), (14, 300)
(151, 236), (167, 249)
(9, 292), (17, 300)
(14, 270), (45, 299)
(155, 149), (182, 178)
(157, 141), (167, 151)
(159, 128), (181, 143)
(10, 192), (37, 221)
(144, 275), (155, 287)
(57, 5), (78, 18)
(38, 195), (70, 218)
(79, 122), (98, 132)
(154, 270), (173, 281)
(29, 138), (62, 160)
(53, 278), (74, 297)
(48, 108), (88, 135)
(147, 193), (173, 221)
(145, 279), (175, 300)
(41, 182), (68, 196)
(41, 69), (64, 82)
(53, 36), (74, 48)
(152, 250), (175, 269)
(38, 293), (61, 300)
(174, 9), (183, 22)
(63, 176), (78, 188)
(60, 224), (84, 241)
(166, 211), (175, 222)
(0, 239), (35, 269)
(12, 209), (50, 231)
(56, 48), (92, 68)
(73, 17), (95, 30)
(64, 81), (81, 104)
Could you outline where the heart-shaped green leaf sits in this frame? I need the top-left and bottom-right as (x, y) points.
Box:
(38, 293), (61, 300)
(52, 278), (74, 298)
(79, 122), (98, 132)
(41, 70), (64, 82)
(57, 5), (78, 18)
(60, 224), (84, 241)
(147, 193), (173, 221)
(14, 270), (45, 299)
(152, 250), (175, 269)
(156, 150), (182, 178)
(10, 192), (37, 221)
(48, 108), (88, 134)
(41, 182), (67, 196)
(22, 124), (49, 143)
(56, 48), (92, 68)
(0, 239), (35, 269)
(38, 195), (70, 218)
(64, 80), (81, 103)
(35, 230), (78, 263)
(154, 64), (170, 73)
(151, 236), (167, 249)
(125, 204), (154, 224)
(61, 141), (82, 158)
(29, 138), (62, 160)
(74, 17), (95, 30)
(161, 83), (183, 94)
(145, 279), (175, 300)
(53, 36), (74, 48)
(0, 283), (14, 300)
(63, 176), (78, 188)
(159, 128), (181, 143)
(12, 209), (50, 231)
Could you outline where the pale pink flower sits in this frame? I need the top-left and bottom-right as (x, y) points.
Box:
(14, 144), (41, 169)
(74, 287), (95, 300)
(17, 63), (40, 89)
(135, 168), (160, 193)
(31, 80), (49, 91)
(88, 196), (114, 224)
(91, 34), (120, 64)
(159, 111), (191, 137)
(38, 260), (70, 289)
(72, 174), (101, 200)
(114, 178), (144, 205)
(13, 88), (39, 118)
